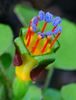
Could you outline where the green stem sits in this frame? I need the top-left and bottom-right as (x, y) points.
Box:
(43, 65), (54, 90)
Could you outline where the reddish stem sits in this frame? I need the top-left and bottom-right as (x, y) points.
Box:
(36, 16), (40, 26)
(42, 38), (50, 53)
(52, 26), (56, 32)
(26, 26), (31, 39)
(50, 32), (61, 48)
(41, 22), (47, 33)
(32, 38), (41, 53)
(26, 31), (32, 47)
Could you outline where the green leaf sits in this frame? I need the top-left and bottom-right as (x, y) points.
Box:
(0, 42), (15, 81)
(54, 19), (76, 69)
(6, 65), (15, 81)
(34, 52), (55, 65)
(43, 88), (61, 100)
(22, 85), (42, 100)
(0, 42), (15, 69)
(0, 53), (12, 69)
(14, 37), (29, 55)
(0, 24), (13, 56)
(5, 42), (15, 58)
(61, 83), (76, 100)
(13, 78), (31, 100)
(14, 5), (38, 25)
(0, 84), (5, 100)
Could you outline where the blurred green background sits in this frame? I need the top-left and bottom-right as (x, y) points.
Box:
(0, 0), (76, 100)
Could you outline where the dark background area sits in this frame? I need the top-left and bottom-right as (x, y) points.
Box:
(0, 0), (76, 90)
(0, 0), (76, 37)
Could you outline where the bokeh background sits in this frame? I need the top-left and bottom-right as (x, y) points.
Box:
(0, 0), (76, 100)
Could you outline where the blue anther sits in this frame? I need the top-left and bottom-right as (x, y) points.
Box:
(32, 24), (37, 32)
(53, 26), (62, 34)
(38, 32), (45, 38)
(52, 16), (62, 26)
(45, 12), (53, 23)
(45, 31), (53, 36)
(54, 17), (61, 21)
(58, 26), (62, 32)
(32, 16), (38, 25)
(38, 10), (45, 21)
(38, 32), (41, 35)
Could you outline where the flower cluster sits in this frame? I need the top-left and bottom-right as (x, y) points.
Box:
(13, 10), (62, 81)
(25, 10), (62, 54)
